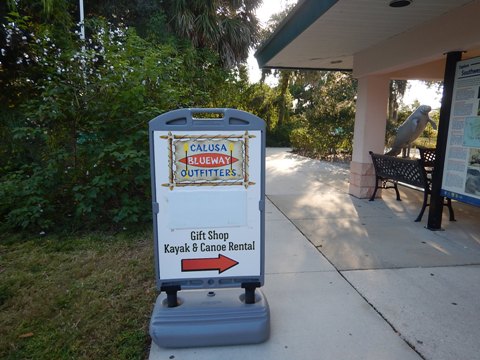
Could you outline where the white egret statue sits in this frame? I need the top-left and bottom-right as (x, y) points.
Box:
(385, 105), (437, 156)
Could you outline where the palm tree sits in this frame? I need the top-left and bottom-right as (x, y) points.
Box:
(162, 0), (261, 69)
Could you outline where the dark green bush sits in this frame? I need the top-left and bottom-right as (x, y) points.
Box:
(288, 71), (356, 158)
(267, 121), (299, 147)
(290, 127), (316, 156)
(0, 19), (235, 233)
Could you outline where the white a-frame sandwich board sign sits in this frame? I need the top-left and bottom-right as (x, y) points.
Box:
(148, 109), (269, 348)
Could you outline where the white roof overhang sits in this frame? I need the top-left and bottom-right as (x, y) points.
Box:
(255, 0), (480, 79)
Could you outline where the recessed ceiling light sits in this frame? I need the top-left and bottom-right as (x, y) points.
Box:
(389, 0), (412, 8)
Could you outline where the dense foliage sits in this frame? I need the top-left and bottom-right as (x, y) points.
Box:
(0, 1), (263, 233)
(289, 71), (357, 159)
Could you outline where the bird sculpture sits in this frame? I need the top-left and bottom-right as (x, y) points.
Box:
(385, 105), (437, 156)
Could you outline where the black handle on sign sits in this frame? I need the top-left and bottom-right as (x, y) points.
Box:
(161, 285), (181, 308)
(242, 282), (261, 304)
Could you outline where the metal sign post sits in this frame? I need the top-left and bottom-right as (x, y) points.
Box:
(148, 109), (269, 348)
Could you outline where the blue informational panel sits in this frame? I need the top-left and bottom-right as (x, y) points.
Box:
(149, 109), (266, 290)
(441, 57), (480, 207)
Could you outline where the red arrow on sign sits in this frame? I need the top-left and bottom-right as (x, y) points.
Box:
(181, 254), (239, 274)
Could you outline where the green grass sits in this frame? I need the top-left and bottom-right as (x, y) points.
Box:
(0, 230), (157, 359)
(413, 137), (437, 148)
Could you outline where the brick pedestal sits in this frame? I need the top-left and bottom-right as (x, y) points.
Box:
(348, 161), (379, 199)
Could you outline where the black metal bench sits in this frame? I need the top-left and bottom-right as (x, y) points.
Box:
(369, 151), (455, 222)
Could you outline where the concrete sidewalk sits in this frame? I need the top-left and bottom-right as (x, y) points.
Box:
(149, 148), (480, 360)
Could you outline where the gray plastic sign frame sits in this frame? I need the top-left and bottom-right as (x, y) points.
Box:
(149, 108), (266, 290)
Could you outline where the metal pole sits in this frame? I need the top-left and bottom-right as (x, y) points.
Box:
(427, 51), (463, 230)
(79, 0), (85, 40)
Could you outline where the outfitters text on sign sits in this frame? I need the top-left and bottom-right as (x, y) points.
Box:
(161, 132), (255, 189)
(177, 141), (241, 180)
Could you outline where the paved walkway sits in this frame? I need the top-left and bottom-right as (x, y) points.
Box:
(150, 148), (480, 360)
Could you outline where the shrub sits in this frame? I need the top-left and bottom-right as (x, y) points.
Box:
(290, 127), (316, 156)
(0, 19), (233, 233)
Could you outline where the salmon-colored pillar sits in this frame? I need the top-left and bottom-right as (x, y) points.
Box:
(349, 75), (389, 198)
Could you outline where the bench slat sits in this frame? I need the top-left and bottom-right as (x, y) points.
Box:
(369, 151), (455, 222)
(370, 152), (426, 189)
(369, 151), (428, 222)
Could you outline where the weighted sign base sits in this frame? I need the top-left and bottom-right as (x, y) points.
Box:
(150, 288), (270, 348)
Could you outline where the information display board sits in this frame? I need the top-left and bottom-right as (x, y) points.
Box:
(149, 109), (265, 290)
(441, 57), (480, 207)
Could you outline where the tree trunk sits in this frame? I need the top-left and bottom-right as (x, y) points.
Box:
(277, 71), (291, 127)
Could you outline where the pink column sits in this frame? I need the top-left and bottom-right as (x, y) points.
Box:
(349, 75), (390, 198)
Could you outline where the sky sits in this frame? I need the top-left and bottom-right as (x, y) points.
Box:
(403, 81), (442, 109)
(248, 0), (442, 109)
(247, 0), (296, 84)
